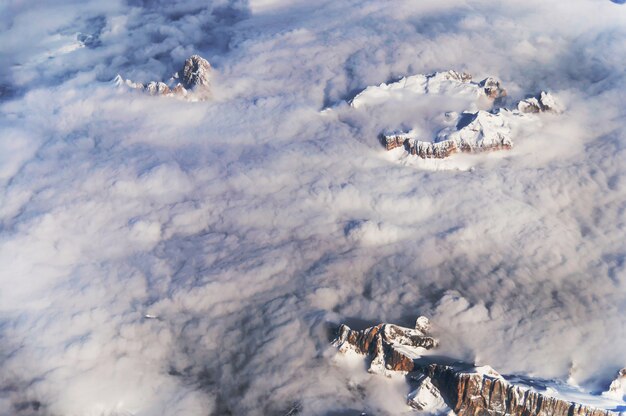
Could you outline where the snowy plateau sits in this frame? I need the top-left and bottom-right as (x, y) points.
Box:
(344, 71), (561, 162)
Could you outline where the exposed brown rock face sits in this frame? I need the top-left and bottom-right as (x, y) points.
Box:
(383, 134), (459, 158)
(384, 133), (461, 159)
(332, 317), (438, 374)
(181, 55), (212, 90)
(382, 110), (513, 159)
(414, 365), (618, 416)
(384, 133), (408, 151)
(518, 91), (562, 114)
(405, 138), (511, 159)
(479, 77), (507, 101)
(113, 54), (211, 100)
(421, 364), (614, 416)
(333, 318), (617, 416)
(405, 139), (457, 158)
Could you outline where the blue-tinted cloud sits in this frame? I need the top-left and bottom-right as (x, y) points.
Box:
(0, 0), (625, 415)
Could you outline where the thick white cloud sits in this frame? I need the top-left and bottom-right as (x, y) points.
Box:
(1, 0), (625, 415)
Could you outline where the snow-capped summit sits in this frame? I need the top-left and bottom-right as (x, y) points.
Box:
(518, 91), (563, 113)
(436, 109), (513, 150)
(356, 72), (565, 161)
(604, 368), (626, 401)
(111, 74), (143, 90)
(349, 70), (506, 109)
(407, 375), (448, 413)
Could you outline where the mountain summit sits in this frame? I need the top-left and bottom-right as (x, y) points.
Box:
(113, 54), (212, 101)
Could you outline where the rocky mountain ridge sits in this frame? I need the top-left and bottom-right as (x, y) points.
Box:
(332, 317), (438, 375)
(412, 363), (614, 416)
(333, 318), (622, 415)
(351, 70), (561, 160)
(113, 54), (211, 100)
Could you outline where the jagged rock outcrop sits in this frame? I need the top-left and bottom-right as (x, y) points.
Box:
(383, 132), (413, 151)
(380, 96), (563, 159)
(604, 368), (626, 401)
(346, 70), (562, 161)
(181, 54), (212, 90)
(333, 317), (617, 416)
(479, 77), (507, 101)
(444, 70), (473, 83)
(145, 81), (171, 96)
(518, 91), (562, 114)
(383, 110), (513, 159)
(332, 317), (437, 374)
(113, 54), (211, 100)
(406, 138), (458, 159)
(419, 364), (614, 416)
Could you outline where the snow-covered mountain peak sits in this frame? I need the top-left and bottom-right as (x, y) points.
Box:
(349, 70), (505, 109)
(605, 368), (626, 401)
(518, 91), (563, 113)
(347, 71), (564, 161)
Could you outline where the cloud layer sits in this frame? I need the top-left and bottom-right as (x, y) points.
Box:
(1, 0), (626, 414)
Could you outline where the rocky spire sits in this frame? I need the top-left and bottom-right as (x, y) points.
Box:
(332, 317), (438, 374)
(113, 54), (211, 101)
(180, 54), (212, 90)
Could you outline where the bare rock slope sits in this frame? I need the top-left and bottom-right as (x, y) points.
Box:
(332, 317), (438, 374)
(113, 54), (211, 100)
(384, 110), (515, 159)
(418, 364), (613, 416)
(333, 318), (617, 416)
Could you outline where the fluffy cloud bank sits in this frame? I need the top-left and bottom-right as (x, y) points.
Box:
(1, 0), (625, 415)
